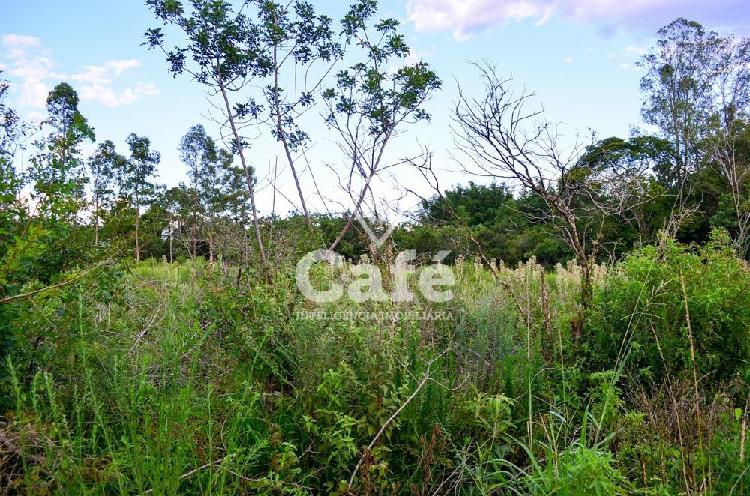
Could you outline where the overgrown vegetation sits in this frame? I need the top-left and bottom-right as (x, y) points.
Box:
(1, 2), (749, 494)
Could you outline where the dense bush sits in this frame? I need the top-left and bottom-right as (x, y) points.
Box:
(585, 229), (750, 389)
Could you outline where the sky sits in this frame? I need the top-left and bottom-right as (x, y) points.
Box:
(2, 0), (749, 218)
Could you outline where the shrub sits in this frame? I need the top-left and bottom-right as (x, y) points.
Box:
(585, 230), (750, 388)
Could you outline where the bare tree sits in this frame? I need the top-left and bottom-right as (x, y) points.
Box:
(453, 64), (653, 342)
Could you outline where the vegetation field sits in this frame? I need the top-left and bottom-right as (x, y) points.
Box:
(2, 1), (750, 494)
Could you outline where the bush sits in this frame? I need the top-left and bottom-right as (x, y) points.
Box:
(585, 230), (750, 388)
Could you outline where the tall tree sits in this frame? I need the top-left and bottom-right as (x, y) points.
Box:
(0, 73), (24, 223)
(704, 35), (750, 255)
(30, 82), (94, 220)
(641, 18), (750, 254)
(179, 124), (230, 260)
(122, 133), (159, 262)
(256, 0), (341, 230)
(180, 124), (211, 260)
(88, 140), (124, 246)
(145, 0), (273, 269)
(639, 19), (715, 185)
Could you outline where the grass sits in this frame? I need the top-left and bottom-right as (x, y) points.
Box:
(0, 255), (747, 495)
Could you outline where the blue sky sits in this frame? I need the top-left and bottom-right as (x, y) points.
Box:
(2, 0), (749, 216)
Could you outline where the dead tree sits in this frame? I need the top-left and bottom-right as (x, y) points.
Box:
(452, 63), (652, 343)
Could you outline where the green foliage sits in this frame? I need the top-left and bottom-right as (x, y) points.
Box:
(525, 445), (632, 496)
(586, 229), (750, 387)
(1, 240), (748, 494)
(3, 9), (750, 496)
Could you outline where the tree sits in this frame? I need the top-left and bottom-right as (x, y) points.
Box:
(0, 73), (23, 208)
(222, 163), (253, 268)
(453, 64), (653, 343)
(122, 133), (160, 262)
(704, 37), (750, 255)
(89, 140), (124, 246)
(145, 0), (273, 269)
(30, 82), (94, 220)
(639, 19), (715, 186)
(322, 0), (441, 252)
(0, 73), (25, 239)
(577, 135), (674, 245)
(641, 18), (750, 255)
(256, 0), (341, 230)
(179, 124), (226, 260)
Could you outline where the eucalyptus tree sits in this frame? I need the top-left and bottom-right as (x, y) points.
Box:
(641, 18), (750, 254)
(122, 133), (160, 261)
(322, 0), (441, 251)
(145, 0), (273, 268)
(255, 0), (341, 230)
(639, 19), (716, 186)
(30, 82), (95, 220)
(180, 124), (214, 259)
(157, 185), (191, 262)
(88, 140), (124, 246)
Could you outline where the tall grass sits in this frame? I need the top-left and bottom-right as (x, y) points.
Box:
(1, 251), (747, 494)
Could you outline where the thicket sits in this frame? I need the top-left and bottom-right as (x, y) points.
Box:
(0, 237), (748, 494)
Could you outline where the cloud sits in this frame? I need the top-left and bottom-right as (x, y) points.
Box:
(79, 81), (159, 107)
(406, 0), (750, 39)
(625, 45), (646, 56)
(69, 60), (142, 85)
(1, 34), (53, 107)
(69, 60), (159, 107)
(2, 34), (42, 58)
(1, 34), (157, 108)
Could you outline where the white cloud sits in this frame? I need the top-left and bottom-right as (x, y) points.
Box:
(1, 34), (157, 109)
(406, 0), (750, 39)
(69, 59), (159, 107)
(70, 59), (142, 84)
(79, 80), (159, 107)
(564, 56), (574, 64)
(1, 34), (53, 107)
(2, 34), (42, 58)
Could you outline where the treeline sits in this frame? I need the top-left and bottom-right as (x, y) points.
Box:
(1, 7), (749, 298)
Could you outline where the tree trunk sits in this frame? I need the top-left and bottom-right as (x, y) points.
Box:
(216, 73), (268, 271)
(135, 186), (141, 262)
(191, 213), (197, 261)
(571, 258), (592, 345)
(169, 213), (174, 263)
(135, 207), (140, 262)
(272, 42), (312, 232)
(94, 196), (99, 247)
